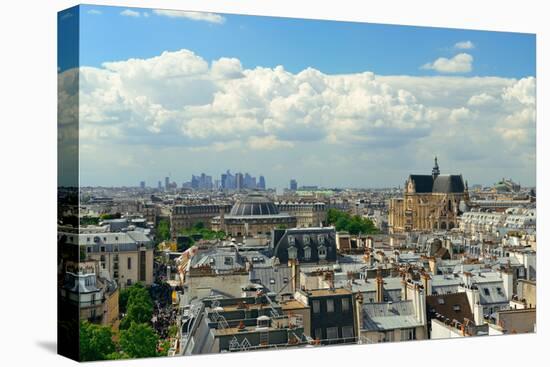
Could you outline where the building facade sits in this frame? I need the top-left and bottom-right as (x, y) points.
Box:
(389, 158), (469, 233)
(211, 195), (297, 237)
(170, 204), (232, 236)
(275, 202), (327, 228)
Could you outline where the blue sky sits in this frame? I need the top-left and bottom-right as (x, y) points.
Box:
(72, 5), (535, 78)
(58, 5), (536, 188)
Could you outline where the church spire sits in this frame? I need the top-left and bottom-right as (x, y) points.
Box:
(432, 156), (440, 178)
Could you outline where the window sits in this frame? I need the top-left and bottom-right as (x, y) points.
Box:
(288, 235), (295, 246)
(453, 304), (461, 311)
(303, 246), (311, 261)
(400, 328), (416, 341)
(342, 325), (354, 339)
(100, 246), (105, 252)
(318, 245), (327, 260)
(283, 277), (289, 284)
(483, 288), (490, 296)
(342, 298), (350, 312)
(139, 251), (146, 282)
(312, 300), (321, 314)
(383, 331), (394, 342)
(314, 328), (323, 340)
(100, 255), (106, 269)
(127, 257), (132, 270)
(270, 278), (276, 285)
(127, 279), (132, 286)
(87, 247), (91, 253)
(326, 299), (334, 313)
(224, 257), (233, 266)
(437, 298), (445, 305)
(326, 327), (338, 340)
(288, 246), (297, 260)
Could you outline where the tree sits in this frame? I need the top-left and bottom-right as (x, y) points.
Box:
(119, 283), (149, 313)
(326, 208), (379, 235)
(120, 284), (153, 330)
(121, 298), (153, 329)
(157, 219), (171, 241)
(119, 322), (159, 358)
(79, 321), (115, 361)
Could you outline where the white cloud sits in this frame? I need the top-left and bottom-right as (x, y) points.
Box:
(503, 76), (536, 105)
(64, 49), (535, 186)
(421, 53), (473, 73)
(120, 9), (141, 17)
(454, 41), (475, 49)
(153, 9), (225, 24)
(87, 9), (102, 15)
(468, 93), (497, 106)
(248, 135), (294, 150)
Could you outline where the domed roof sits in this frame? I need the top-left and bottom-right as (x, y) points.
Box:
(229, 194), (279, 216)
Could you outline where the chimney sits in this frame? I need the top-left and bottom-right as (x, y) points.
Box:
(375, 267), (384, 303)
(428, 257), (438, 274)
(288, 259), (300, 293)
(500, 266), (514, 301)
(421, 272), (432, 296)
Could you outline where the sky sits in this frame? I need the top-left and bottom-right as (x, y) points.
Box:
(58, 5), (536, 189)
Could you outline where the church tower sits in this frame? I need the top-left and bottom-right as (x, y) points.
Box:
(432, 156), (440, 179)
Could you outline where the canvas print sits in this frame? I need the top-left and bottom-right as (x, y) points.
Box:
(57, 4), (536, 362)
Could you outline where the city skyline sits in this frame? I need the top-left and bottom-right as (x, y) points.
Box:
(62, 5), (536, 188)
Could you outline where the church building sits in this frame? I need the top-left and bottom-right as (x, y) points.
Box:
(388, 158), (469, 233)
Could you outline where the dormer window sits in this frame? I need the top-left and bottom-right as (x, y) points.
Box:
(303, 235), (310, 246)
(304, 246), (312, 261)
(317, 234), (326, 245)
(288, 245), (297, 260)
(318, 245), (327, 260)
(288, 235), (295, 246)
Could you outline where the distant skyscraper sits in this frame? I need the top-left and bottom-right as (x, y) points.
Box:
(290, 179), (298, 191)
(165, 176), (170, 191)
(236, 172), (244, 190)
(158, 181), (162, 190)
(221, 173), (228, 189)
(258, 175), (266, 190)
(140, 181), (146, 189)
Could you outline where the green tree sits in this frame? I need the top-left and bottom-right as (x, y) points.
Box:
(157, 219), (171, 241)
(119, 283), (148, 313)
(119, 322), (159, 358)
(326, 209), (379, 235)
(79, 321), (115, 361)
(105, 351), (130, 360)
(121, 298), (153, 329)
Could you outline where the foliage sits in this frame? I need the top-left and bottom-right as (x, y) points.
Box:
(79, 321), (115, 361)
(105, 351), (130, 360)
(119, 283), (153, 329)
(168, 324), (179, 338)
(80, 216), (99, 226)
(178, 222), (226, 243)
(158, 339), (172, 356)
(326, 208), (379, 235)
(157, 219), (171, 242)
(99, 213), (121, 220)
(119, 322), (159, 358)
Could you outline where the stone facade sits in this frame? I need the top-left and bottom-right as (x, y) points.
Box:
(389, 158), (469, 233)
(276, 202), (327, 228)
